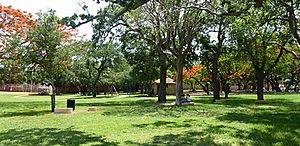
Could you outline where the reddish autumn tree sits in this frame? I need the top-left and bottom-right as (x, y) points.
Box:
(0, 5), (35, 50)
(183, 64), (211, 95)
(0, 5), (35, 84)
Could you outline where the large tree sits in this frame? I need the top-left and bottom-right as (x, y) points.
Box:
(143, 0), (207, 103)
(120, 5), (169, 102)
(193, 0), (253, 101)
(72, 40), (126, 97)
(20, 10), (76, 112)
(230, 3), (291, 100)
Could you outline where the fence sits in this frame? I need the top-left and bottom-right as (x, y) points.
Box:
(0, 84), (110, 93)
(0, 84), (45, 92)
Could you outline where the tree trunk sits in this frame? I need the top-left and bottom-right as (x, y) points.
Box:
(175, 56), (184, 104)
(243, 82), (248, 90)
(256, 69), (265, 100)
(238, 82), (241, 90)
(140, 84), (144, 94)
(270, 79), (282, 92)
(82, 85), (87, 96)
(92, 84), (97, 98)
(147, 82), (153, 96)
(212, 53), (220, 102)
(266, 80), (270, 91)
(157, 55), (167, 103)
(92, 69), (101, 98)
(212, 16), (224, 102)
(294, 81), (300, 92)
(50, 85), (56, 112)
(224, 83), (230, 99)
(200, 83), (210, 95)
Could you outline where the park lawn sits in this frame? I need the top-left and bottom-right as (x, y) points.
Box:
(0, 92), (299, 146)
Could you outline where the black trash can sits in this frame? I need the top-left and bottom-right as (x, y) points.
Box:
(67, 99), (75, 110)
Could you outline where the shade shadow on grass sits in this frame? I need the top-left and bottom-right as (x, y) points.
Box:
(217, 112), (300, 145)
(0, 101), (50, 118)
(0, 110), (50, 118)
(129, 117), (300, 145)
(76, 99), (156, 107)
(133, 120), (192, 128)
(192, 96), (300, 110)
(0, 127), (118, 146)
(125, 130), (228, 146)
(99, 101), (212, 117)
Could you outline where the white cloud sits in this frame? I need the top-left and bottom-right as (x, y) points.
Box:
(1, 0), (108, 39)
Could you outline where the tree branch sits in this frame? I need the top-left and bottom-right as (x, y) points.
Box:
(72, 0), (149, 28)
(269, 42), (300, 60)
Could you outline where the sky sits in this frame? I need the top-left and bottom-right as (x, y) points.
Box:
(1, 0), (108, 39)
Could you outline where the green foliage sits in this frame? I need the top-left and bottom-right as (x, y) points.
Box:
(1, 35), (28, 84)
(71, 40), (127, 92)
(230, 2), (291, 71)
(120, 27), (159, 85)
(18, 10), (72, 86)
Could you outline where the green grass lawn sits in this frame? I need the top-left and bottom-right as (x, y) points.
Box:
(0, 92), (299, 146)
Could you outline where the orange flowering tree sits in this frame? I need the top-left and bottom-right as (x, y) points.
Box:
(0, 4), (35, 84)
(0, 5), (35, 52)
(183, 64), (211, 94)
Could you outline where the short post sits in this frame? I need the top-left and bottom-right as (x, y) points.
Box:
(88, 107), (97, 111)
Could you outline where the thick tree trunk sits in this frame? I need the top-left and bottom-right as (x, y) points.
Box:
(50, 85), (56, 112)
(212, 54), (220, 102)
(225, 92), (229, 99)
(223, 83), (230, 99)
(157, 55), (167, 103)
(256, 69), (265, 100)
(175, 56), (184, 104)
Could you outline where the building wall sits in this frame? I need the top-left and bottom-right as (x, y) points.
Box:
(183, 84), (203, 90)
(152, 83), (176, 95)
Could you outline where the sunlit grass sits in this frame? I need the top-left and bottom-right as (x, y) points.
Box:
(0, 92), (299, 145)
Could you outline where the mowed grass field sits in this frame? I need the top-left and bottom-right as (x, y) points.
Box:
(0, 92), (299, 146)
